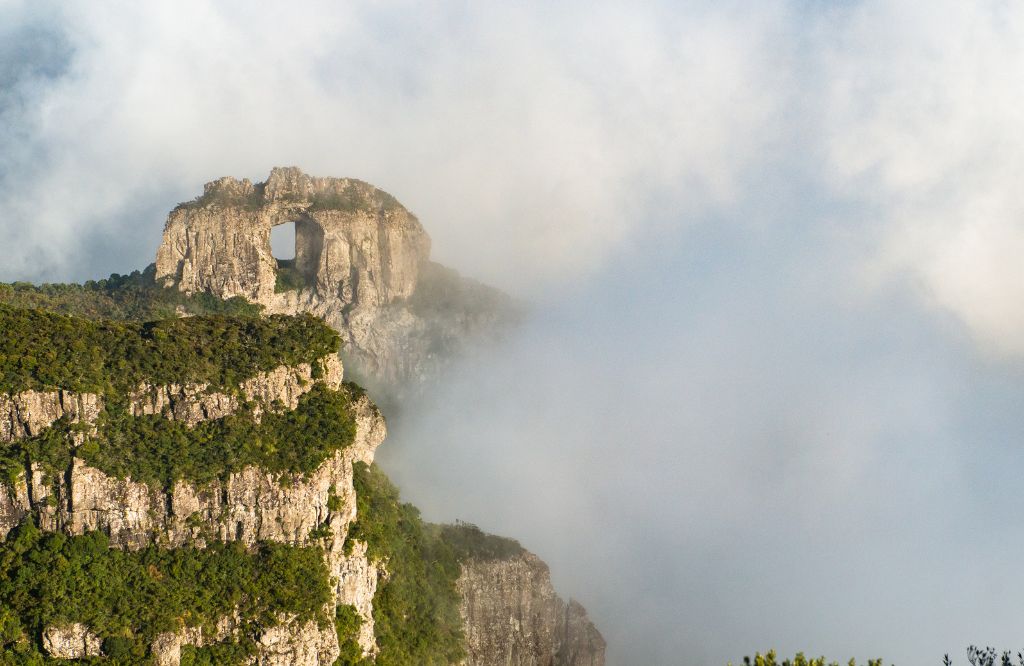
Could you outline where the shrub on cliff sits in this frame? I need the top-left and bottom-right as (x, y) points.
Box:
(945, 646), (1024, 666)
(434, 520), (524, 561)
(0, 384), (359, 489)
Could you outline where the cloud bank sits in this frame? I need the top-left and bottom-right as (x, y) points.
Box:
(821, 0), (1024, 356)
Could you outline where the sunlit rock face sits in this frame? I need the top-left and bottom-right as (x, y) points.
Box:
(156, 166), (429, 307)
(155, 167), (513, 404)
(42, 623), (103, 660)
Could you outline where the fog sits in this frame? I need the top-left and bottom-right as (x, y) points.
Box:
(4, 1), (1024, 664)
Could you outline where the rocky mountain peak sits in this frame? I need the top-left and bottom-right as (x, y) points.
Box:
(155, 167), (510, 403)
(156, 167), (429, 307)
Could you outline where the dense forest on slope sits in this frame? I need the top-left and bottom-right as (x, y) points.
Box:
(0, 266), (261, 322)
(434, 521), (524, 562)
(0, 521), (331, 664)
(0, 303), (338, 395)
(0, 287), (538, 665)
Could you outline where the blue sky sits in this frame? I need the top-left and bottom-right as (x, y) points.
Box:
(3, 1), (1024, 663)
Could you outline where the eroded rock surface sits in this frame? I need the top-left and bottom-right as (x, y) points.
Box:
(42, 623), (103, 660)
(128, 354), (344, 426)
(458, 552), (606, 666)
(3, 169), (604, 664)
(155, 167), (513, 402)
(0, 390), (102, 442)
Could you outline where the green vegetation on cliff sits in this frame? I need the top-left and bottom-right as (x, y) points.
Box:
(434, 521), (524, 561)
(333, 605), (365, 666)
(0, 303), (338, 395)
(306, 182), (403, 214)
(0, 266), (261, 322)
(89, 383), (356, 488)
(1, 384), (359, 489)
(0, 520), (331, 664)
(347, 463), (464, 666)
(175, 182), (266, 212)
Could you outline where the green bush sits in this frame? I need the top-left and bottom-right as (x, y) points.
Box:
(732, 651), (887, 666)
(434, 521), (524, 561)
(306, 182), (403, 214)
(180, 641), (255, 666)
(333, 605), (369, 666)
(275, 260), (309, 293)
(174, 183), (266, 212)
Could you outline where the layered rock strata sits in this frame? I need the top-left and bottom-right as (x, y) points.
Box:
(0, 355), (343, 450)
(0, 390), (102, 442)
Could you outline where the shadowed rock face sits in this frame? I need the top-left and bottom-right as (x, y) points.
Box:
(156, 167), (510, 404)
(458, 552), (606, 666)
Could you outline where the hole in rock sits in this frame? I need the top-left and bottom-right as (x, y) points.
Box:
(271, 222), (296, 261)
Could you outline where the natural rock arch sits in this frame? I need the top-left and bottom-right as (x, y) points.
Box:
(156, 166), (430, 308)
(155, 166), (511, 403)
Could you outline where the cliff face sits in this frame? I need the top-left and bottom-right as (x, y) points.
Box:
(87, 167), (606, 665)
(155, 167), (510, 402)
(458, 552), (606, 666)
(0, 352), (384, 665)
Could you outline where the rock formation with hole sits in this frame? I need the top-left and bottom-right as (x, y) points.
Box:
(156, 167), (512, 403)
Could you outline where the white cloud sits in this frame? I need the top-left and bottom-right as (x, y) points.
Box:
(0, 0), (791, 293)
(821, 0), (1024, 356)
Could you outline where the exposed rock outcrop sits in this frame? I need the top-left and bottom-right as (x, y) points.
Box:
(156, 168), (429, 307)
(458, 551), (606, 666)
(0, 390), (102, 442)
(254, 619), (341, 666)
(155, 167), (513, 403)
(0, 356), (344, 445)
(128, 354), (344, 426)
(42, 623), (103, 660)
